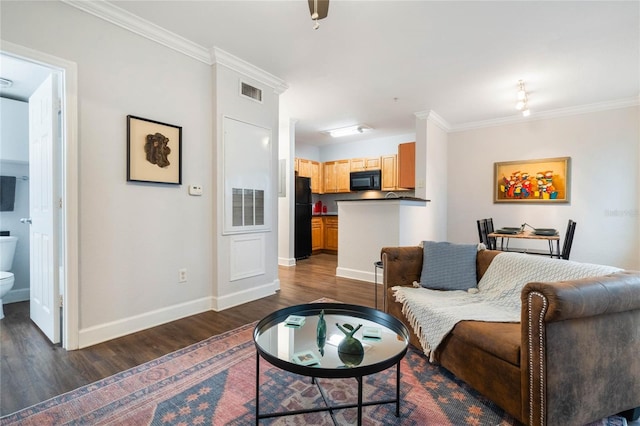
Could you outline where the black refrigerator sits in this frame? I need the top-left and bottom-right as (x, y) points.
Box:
(295, 176), (312, 259)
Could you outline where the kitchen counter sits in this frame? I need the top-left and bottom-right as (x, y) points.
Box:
(336, 197), (430, 202)
(335, 198), (430, 283)
(312, 212), (338, 216)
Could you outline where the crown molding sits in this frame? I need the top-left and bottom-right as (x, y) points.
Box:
(211, 47), (288, 95)
(62, 0), (212, 65)
(61, 0), (288, 93)
(414, 110), (452, 132)
(450, 97), (640, 132)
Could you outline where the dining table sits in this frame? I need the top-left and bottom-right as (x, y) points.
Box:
(488, 228), (560, 256)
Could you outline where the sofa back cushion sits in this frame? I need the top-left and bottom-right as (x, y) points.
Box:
(419, 241), (478, 290)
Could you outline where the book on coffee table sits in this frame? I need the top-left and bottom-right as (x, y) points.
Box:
(284, 315), (306, 327)
(292, 350), (320, 366)
(362, 326), (382, 340)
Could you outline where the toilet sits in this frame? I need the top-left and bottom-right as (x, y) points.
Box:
(0, 236), (18, 320)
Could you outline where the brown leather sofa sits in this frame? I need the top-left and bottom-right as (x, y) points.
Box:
(381, 246), (640, 426)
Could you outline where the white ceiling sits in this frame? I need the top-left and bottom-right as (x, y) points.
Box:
(2, 1), (639, 147)
(0, 54), (52, 103)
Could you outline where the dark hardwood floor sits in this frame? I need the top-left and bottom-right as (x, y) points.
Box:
(0, 254), (379, 416)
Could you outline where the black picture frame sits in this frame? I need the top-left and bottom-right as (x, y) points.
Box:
(127, 115), (182, 185)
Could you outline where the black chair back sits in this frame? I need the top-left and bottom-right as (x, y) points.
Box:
(560, 220), (577, 260)
(476, 218), (496, 250)
(485, 218), (496, 250)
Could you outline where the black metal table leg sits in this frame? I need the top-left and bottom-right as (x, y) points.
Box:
(357, 376), (363, 426)
(255, 351), (260, 425)
(395, 361), (401, 416)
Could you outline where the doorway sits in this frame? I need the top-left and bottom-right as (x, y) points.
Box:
(0, 41), (79, 350)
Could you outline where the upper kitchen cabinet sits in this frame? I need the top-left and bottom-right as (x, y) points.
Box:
(350, 157), (381, 172)
(298, 158), (312, 178)
(397, 142), (416, 189)
(310, 161), (322, 193)
(381, 154), (397, 191)
(324, 159), (350, 193)
(296, 157), (322, 193)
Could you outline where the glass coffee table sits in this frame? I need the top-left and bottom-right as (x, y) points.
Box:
(253, 302), (409, 425)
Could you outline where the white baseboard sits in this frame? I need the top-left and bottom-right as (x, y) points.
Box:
(78, 296), (213, 349)
(3, 288), (30, 304)
(278, 257), (296, 267)
(211, 281), (277, 311)
(336, 267), (376, 283)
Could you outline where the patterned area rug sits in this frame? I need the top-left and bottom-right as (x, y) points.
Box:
(1, 322), (629, 426)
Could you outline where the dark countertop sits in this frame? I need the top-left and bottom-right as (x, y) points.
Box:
(312, 213), (338, 217)
(336, 197), (430, 202)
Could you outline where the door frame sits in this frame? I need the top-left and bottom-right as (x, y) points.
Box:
(1, 40), (79, 350)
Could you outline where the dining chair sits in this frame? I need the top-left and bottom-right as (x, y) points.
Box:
(476, 219), (487, 246)
(559, 220), (577, 260)
(476, 218), (496, 250)
(485, 218), (497, 250)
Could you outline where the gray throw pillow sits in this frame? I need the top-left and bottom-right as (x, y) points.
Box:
(419, 241), (478, 290)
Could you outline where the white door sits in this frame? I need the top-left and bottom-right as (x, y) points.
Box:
(28, 73), (60, 344)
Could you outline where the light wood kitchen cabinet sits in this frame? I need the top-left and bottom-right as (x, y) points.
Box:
(381, 154), (397, 191)
(297, 158), (312, 178)
(323, 160), (351, 193)
(311, 216), (323, 252)
(397, 142), (416, 189)
(350, 157), (381, 172)
(323, 162), (337, 193)
(336, 161), (350, 192)
(310, 160), (322, 193)
(311, 215), (338, 254)
(324, 216), (339, 252)
(296, 157), (322, 193)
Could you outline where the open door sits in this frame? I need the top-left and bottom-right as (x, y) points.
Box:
(28, 73), (60, 344)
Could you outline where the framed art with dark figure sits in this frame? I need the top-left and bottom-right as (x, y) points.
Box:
(127, 115), (182, 184)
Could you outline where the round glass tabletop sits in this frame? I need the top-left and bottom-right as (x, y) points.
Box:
(253, 303), (409, 379)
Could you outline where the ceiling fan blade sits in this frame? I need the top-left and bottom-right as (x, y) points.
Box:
(308, 0), (329, 20)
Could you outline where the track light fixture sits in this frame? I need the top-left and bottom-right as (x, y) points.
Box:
(308, 0), (329, 30)
(515, 80), (530, 117)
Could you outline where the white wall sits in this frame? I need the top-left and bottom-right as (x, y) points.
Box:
(317, 133), (415, 162)
(447, 106), (640, 269)
(0, 162), (30, 302)
(0, 98), (30, 302)
(212, 63), (281, 308)
(277, 116), (296, 266)
(414, 113), (448, 242)
(2, 1), (216, 346)
(294, 143), (320, 162)
(1, 97), (29, 162)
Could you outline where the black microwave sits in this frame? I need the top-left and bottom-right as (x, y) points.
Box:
(350, 170), (381, 191)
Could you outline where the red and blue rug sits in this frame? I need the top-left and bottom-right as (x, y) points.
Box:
(0, 322), (628, 425)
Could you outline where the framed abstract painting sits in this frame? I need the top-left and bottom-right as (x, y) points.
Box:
(127, 115), (182, 185)
(494, 157), (570, 203)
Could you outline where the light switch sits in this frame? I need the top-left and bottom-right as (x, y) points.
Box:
(188, 184), (203, 196)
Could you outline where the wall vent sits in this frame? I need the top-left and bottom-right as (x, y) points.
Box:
(240, 81), (263, 103)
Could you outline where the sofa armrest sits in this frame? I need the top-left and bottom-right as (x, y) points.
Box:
(521, 271), (640, 425)
(381, 246), (423, 290)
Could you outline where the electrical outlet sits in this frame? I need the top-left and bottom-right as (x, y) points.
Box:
(178, 268), (187, 283)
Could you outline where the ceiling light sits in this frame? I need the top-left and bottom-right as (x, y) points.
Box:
(326, 125), (371, 138)
(0, 78), (13, 88)
(308, 0), (329, 30)
(515, 80), (530, 117)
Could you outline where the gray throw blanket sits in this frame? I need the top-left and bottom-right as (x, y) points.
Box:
(392, 252), (621, 362)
